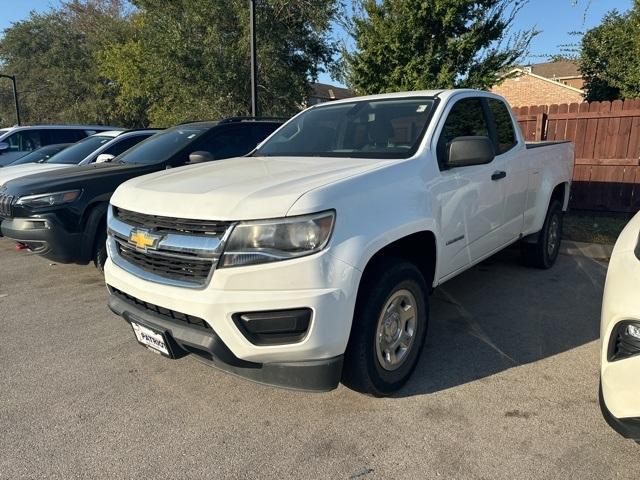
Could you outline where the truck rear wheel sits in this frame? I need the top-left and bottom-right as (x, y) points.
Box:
(342, 259), (428, 396)
(521, 199), (563, 269)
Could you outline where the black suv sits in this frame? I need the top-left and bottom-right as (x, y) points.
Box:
(0, 118), (284, 270)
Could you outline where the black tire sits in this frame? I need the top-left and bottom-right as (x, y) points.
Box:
(342, 258), (428, 396)
(93, 224), (108, 272)
(521, 199), (563, 269)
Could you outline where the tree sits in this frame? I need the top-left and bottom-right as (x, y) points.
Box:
(0, 0), (134, 126)
(579, 2), (640, 101)
(99, 0), (340, 127)
(344, 0), (536, 94)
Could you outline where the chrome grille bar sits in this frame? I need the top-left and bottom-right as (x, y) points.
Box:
(107, 205), (234, 288)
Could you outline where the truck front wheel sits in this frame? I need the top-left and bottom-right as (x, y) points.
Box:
(342, 259), (428, 396)
(521, 199), (563, 269)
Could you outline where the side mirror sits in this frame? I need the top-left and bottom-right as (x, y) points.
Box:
(95, 153), (115, 163)
(0, 142), (8, 154)
(189, 151), (215, 164)
(446, 136), (495, 169)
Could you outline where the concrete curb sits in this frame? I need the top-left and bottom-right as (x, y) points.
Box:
(560, 240), (614, 261)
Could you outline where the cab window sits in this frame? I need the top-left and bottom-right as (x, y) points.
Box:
(436, 98), (490, 166)
(487, 99), (517, 154)
(48, 129), (86, 144)
(104, 134), (153, 158)
(197, 126), (256, 159)
(4, 130), (44, 152)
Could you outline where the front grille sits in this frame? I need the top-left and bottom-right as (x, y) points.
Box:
(0, 193), (15, 217)
(114, 207), (231, 236)
(109, 285), (211, 330)
(115, 237), (214, 285)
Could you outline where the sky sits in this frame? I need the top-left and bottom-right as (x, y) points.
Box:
(0, 0), (634, 86)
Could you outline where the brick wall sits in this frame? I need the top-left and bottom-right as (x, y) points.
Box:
(491, 74), (584, 107)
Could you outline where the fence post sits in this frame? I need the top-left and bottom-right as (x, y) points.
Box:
(535, 112), (548, 141)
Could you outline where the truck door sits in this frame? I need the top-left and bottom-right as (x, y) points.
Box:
(486, 98), (527, 244)
(435, 96), (507, 279)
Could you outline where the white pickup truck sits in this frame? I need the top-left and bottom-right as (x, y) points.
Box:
(105, 90), (574, 395)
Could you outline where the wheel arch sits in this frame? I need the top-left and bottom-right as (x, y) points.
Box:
(357, 230), (438, 295)
(80, 201), (109, 261)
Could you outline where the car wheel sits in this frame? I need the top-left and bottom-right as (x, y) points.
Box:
(342, 258), (428, 396)
(93, 225), (108, 273)
(521, 199), (563, 269)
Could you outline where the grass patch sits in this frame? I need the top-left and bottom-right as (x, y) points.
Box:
(563, 211), (633, 245)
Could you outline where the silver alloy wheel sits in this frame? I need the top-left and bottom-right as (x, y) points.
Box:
(375, 289), (418, 371)
(547, 214), (560, 257)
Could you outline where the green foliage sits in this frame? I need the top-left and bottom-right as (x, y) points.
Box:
(99, 0), (340, 127)
(0, 0), (133, 126)
(0, 0), (339, 128)
(579, 2), (640, 101)
(344, 0), (536, 94)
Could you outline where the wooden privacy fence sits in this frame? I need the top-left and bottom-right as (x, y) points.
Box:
(513, 99), (640, 213)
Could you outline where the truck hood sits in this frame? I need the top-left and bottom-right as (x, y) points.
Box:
(111, 156), (390, 220)
(0, 163), (72, 187)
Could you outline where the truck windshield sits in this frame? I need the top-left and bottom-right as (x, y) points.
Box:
(119, 126), (208, 165)
(255, 97), (435, 159)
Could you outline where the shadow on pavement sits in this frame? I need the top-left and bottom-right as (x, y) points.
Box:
(398, 247), (606, 397)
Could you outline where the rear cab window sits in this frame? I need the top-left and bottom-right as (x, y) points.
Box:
(487, 99), (517, 154)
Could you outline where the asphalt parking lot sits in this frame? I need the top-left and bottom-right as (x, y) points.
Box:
(0, 238), (637, 479)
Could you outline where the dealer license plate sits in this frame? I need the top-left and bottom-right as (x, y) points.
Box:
(131, 322), (170, 356)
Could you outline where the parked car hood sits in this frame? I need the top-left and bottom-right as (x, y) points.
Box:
(111, 156), (391, 220)
(0, 163), (72, 187)
(3, 162), (156, 198)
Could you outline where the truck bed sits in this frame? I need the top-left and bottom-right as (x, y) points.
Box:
(526, 140), (571, 149)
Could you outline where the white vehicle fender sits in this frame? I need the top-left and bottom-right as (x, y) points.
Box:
(287, 159), (440, 286)
(524, 143), (573, 236)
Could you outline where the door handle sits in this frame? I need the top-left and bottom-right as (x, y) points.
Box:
(491, 170), (507, 181)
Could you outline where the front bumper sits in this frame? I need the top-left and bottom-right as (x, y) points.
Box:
(0, 215), (85, 264)
(108, 290), (343, 391)
(599, 381), (640, 442)
(600, 214), (640, 439)
(104, 246), (361, 389)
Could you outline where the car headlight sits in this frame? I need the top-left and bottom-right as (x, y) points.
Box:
(219, 210), (335, 268)
(16, 190), (82, 208)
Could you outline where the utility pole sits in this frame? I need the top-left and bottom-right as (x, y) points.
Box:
(0, 74), (21, 126)
(249, 0), (259, 117)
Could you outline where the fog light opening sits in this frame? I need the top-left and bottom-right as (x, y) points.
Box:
(627, 324), (640, 340)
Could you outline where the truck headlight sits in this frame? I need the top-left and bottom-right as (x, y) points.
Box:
(16, 190), (82, 208)
(219, 211), (335, 267)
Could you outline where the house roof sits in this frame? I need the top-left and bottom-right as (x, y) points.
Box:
(500, 67), (585, 94)
(528, 60), (581, 79)
(311, 83), (354, 101)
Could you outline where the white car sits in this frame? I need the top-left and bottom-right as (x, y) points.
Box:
(0, 124), (116, 166)
(600, 211), (640, 443)
(104, 90), (574, 394)
(0, 130), (159, 187)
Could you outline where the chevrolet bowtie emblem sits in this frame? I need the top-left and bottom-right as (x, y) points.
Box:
(129, 229), (162, 252)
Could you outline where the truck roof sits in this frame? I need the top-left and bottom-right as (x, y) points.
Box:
(317, 88), (495, 106)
